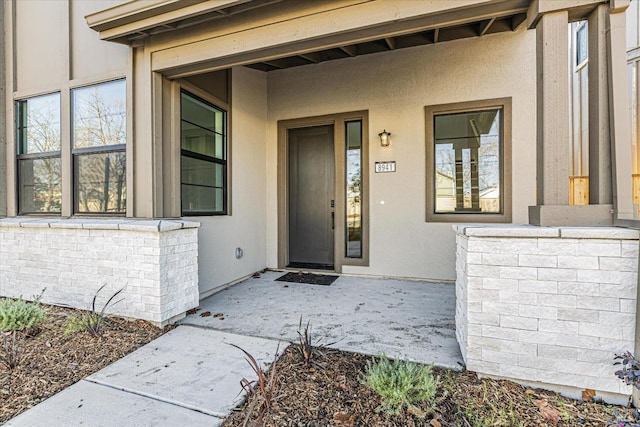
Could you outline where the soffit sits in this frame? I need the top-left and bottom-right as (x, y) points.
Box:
(244, 13), (528, 72)
(145, 0), (533, 78)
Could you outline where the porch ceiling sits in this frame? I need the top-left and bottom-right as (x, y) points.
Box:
(244, 13), (528, 72)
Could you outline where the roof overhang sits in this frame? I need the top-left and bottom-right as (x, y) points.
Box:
(86, 0), (276, 43)
(86, 0), (625, 77)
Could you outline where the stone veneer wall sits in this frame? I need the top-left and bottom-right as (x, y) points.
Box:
(0, 218), (200, 325)
(454, 225), (638, 403)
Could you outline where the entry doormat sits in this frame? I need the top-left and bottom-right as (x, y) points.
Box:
(275, 272), (339, 286)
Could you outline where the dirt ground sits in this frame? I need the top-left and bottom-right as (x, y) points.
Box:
(224, 345), (637, 427)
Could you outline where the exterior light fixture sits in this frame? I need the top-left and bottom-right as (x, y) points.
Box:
(378, 129), (391, 147)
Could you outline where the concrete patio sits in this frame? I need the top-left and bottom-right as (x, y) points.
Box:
(181, 270), (463, 370)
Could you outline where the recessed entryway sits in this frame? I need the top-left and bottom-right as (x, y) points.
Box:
(277, 112), (370, 272)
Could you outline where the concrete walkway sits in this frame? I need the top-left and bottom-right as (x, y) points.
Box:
(5, 272), (462, 426)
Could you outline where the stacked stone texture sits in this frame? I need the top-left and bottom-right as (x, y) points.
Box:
(0, 218), (200, 325)
(454, 225), (638, 400)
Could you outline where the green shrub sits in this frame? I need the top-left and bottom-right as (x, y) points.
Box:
(0, 297), (46, 332)
(360, 353), (439, 417)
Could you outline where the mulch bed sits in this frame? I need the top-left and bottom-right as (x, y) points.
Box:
(0, 304), (171, 424)
(224, 345), (637, 427)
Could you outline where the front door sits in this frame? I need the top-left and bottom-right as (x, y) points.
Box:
(288, 125), (335, 269)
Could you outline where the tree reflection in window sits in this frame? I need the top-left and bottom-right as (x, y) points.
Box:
(346, 121), (362, 258)
(434, 109), (501, 213)
(72, 80), (126, 214)
(16, 93), (62, 213)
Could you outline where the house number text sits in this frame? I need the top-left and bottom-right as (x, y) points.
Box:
(375, 161), (396, 173)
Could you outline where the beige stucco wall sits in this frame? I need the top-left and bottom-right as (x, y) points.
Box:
(14, 0), (127, 92)
(194, 66), (268, 295)
(14, 0), (67, 92)
(266, 29), (537, 280)
(70, 0), (129, 81)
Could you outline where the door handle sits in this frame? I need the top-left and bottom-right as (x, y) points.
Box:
(331, 212), (335, 230)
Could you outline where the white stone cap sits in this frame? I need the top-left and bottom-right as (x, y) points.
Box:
(0, 217), (201, 232)
(452, 224), (639, 240)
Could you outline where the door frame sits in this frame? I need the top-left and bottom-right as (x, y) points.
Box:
(277, 111), (369, 273)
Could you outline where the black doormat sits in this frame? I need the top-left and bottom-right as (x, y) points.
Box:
(276, 272), (339, 286)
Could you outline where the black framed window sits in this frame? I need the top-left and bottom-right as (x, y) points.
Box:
(180, 91), (227, 215)
(16, 93), (62, 214)
(72, 79), (126, 214)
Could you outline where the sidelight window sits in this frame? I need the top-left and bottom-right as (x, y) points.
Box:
(345, 120), (362, 258)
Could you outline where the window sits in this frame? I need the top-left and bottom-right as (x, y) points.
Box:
(16, 93), (62, 214)
(425, 98), (512, 223)
(345, 120), (362, 258)
(576, 22), (588, 67)
(72, 79), (126, 214)
(180, 91), (227, 215)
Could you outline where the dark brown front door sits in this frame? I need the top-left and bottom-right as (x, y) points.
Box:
(288, 125), (335, 268)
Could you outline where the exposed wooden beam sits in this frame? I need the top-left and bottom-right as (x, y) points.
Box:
(263, 58), (288, 69)
(339, 45), (357, 57)
(384, 37), (396, 50)
(433, 28), (440, 43)
(478, 17), (496, 36)
(511, 13), (527, 31)
(298, 52), (321, 63)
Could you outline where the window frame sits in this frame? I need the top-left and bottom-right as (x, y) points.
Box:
(425, 97), (512, 223)
(179, 89), (229, 216)
(345, 119), (363, 259)
(15, 92), (63, 215)
(575, 21), (588, 70)
(71, 79), (127, 216)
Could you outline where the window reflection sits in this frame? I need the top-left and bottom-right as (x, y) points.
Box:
(76, 152), (126, 213)
(434, 109), (501, 213)
(346, 121), (362, 258)
(17, 93), (61, 154)
(19, 158), (62, 213)
(16, 93), (62, 213)
(73, 80), (126, 148)
(72, 79), (126, 214)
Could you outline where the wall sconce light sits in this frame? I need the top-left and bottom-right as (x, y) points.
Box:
(378, 129), (391, 147)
